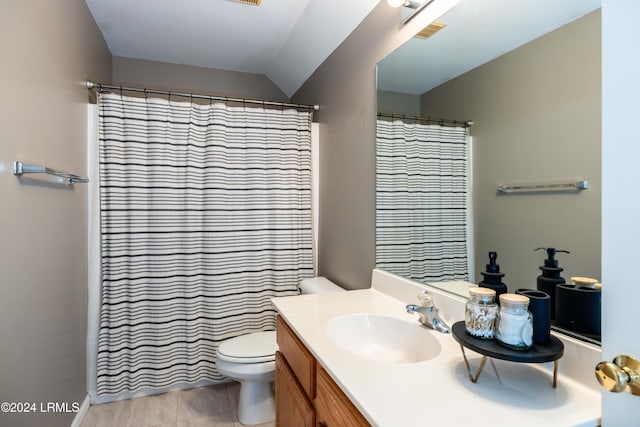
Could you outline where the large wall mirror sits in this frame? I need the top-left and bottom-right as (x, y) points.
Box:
(376, 0), (601, 343)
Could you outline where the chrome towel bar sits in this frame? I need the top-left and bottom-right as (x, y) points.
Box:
(497, 180), (588, 193)
(13, 161), (89, 185)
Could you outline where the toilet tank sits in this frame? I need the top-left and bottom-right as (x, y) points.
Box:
(299, 277), (345, 294)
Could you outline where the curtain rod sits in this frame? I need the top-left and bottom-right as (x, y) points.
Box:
(86, 80), (319, 112)
(377, 112), (473, 128)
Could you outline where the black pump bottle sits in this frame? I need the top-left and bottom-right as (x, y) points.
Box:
(535, 247), (569, 320)
(479, 251), (508, 300)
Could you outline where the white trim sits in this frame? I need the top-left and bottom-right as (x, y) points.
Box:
(87, 104), (101, 403)
(601, 0), (640, 423)
(312, 122), (319, 273)
(466, 135), (475, 283)
(70, 394), (91, 427)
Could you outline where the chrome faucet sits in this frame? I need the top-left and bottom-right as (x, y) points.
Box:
(406, 292), (450, 334)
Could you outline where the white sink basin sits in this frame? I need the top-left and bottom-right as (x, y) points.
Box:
(326, 313), (442, 363)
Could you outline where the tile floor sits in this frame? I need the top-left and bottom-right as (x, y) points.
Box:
(80, 382), (274, 427)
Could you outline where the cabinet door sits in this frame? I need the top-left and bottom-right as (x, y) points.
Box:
(276, 315), (315, 399)
(276, 351), (315, 427)
(315, 365), (370, 427)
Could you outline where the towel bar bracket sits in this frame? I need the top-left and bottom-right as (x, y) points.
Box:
(13, 161), (89, 185)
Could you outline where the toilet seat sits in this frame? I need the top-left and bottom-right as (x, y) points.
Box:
(217, 331), (277, 363)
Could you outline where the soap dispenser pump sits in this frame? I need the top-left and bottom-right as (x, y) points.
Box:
(479, 251), (508, 300)
(535, 247), (569, 320)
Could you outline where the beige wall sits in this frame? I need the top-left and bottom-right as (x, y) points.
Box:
(291, 4), (395, 289)
(292, 2), (449, 289)
(113, 56), (288, 101)
(0, 1), (111, 426)
(420, 10), (601, 290)
(377, 90), (421, 116)
(293, 3), (601, 291)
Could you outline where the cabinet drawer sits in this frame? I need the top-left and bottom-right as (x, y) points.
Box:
(276, 315), (315, 398)
(315, 365), (370, 427)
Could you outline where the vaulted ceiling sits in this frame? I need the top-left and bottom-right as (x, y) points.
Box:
(86, 0), (601, 100)
(85, 0), (381, 97)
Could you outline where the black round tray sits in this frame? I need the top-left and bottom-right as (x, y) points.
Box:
(451, 321), (564, 363)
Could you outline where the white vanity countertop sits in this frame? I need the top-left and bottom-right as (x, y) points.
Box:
(272, 288), (601, 427)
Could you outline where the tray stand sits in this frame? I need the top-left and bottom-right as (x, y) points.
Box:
(452, 321), (564, 388)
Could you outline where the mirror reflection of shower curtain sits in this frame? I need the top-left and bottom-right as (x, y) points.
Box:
(94, 93), (314, 397)
(376, 119), (470, 283)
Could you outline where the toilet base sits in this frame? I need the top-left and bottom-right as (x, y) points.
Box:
(216, 358), (276, 425)
(237, 379), (275, 425)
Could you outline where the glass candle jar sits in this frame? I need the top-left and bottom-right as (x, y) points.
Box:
(465, 287), (498, 339)
(496, 293), (533, 350)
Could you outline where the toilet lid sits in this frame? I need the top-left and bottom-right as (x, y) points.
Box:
(217, 331), (277, 363)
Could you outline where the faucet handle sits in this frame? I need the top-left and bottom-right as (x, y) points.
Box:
(417, 291), (434, 307)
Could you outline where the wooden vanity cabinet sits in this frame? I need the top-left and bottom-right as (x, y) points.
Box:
(275, 352), (314, 427)
(275, 315), (371, 427)
(315, 365), (370, 427)
(276, 315), (315, 427)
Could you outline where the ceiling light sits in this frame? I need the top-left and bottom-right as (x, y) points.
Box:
(387, 0), (442, 25)
(387, 0), (424, 9)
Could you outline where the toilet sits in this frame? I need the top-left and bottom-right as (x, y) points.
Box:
(216, 277), (344, 425)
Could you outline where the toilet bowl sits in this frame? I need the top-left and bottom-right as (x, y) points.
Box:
(215, 276), (344, 425)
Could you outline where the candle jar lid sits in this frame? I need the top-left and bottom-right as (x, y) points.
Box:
(499, 293), (530, 309)
(469, 287), (496, 303)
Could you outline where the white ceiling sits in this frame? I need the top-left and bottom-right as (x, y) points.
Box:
(86, 0), (601, 99)
(85, 0), (380, 97)
(377, 0), (601, 95)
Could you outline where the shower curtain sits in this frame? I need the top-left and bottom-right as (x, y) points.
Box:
(376, 118), (470, 282)
(96, 93), (314, 396)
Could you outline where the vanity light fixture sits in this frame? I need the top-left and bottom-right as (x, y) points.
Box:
(387, 0), (424, 8)
(386, 0), (437, 24)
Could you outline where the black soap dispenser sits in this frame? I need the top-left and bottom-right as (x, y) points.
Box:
(535, 247), (569, 320)
(479, 251), (508, 300)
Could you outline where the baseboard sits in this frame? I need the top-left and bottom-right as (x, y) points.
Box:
(70, 394), (91, 427)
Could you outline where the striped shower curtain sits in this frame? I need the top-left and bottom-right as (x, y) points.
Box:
(376, 118), (469, 283)
(96, 93), (314, 396)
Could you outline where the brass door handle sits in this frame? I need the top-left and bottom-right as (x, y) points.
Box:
(595, 355), (640, 395)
